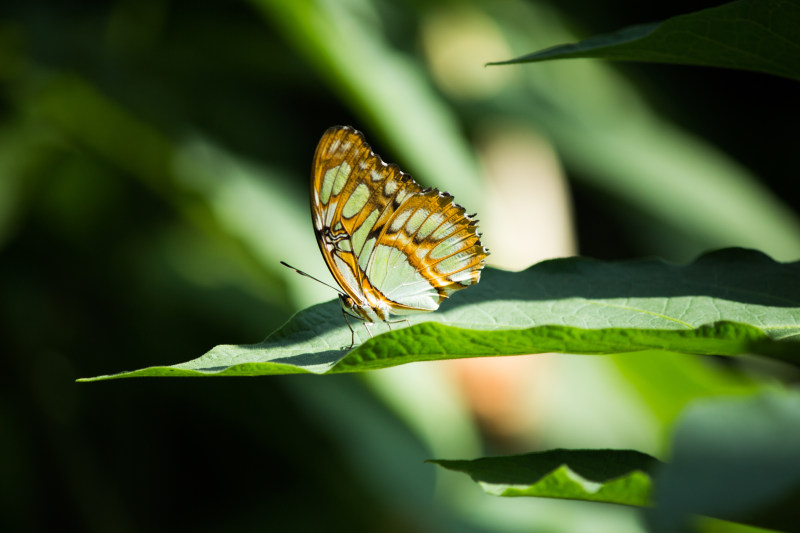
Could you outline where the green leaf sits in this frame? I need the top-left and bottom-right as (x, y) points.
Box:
(430, 391), (800, 531)
(488, 0), (800, 81)
(429, 449), (660, 506)
(78, 249), (800, 381)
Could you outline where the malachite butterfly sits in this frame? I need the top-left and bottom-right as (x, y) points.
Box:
(292, 125), (488, 347)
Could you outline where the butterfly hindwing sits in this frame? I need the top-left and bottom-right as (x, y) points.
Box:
(365, 189), (485, 313)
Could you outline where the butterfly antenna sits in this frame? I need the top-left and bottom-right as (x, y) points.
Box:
(280, 261), (345, 295)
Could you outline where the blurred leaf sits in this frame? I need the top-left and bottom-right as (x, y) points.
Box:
(79, 248), (800, 380)
(539, 108), (800, 261)
(0, 122), (63, 247)
(488, 0), (800, 81)
(19, 75), (324, 303)
(481, 2), (800, 261)
(429, 449), (659, 506)
(252, 0), (487, 212)
(433, 391), (800, 532)
(692, 517), (784, 533)
(26, 75), (174, 193)
(647, 389), (800, 532)
(172, 137), (326, 307)
(612, 351), (760, 431)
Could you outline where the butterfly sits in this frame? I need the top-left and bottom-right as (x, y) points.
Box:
(286, 125), (488, 348)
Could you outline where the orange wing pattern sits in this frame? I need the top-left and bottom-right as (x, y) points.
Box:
(310, 126), (488, 323)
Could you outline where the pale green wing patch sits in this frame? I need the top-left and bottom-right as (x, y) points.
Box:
(320, 161), (351, 205)
(368, 244), (439, 311)
(341, 182), (370, 218)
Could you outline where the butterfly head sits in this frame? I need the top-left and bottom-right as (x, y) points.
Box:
(339, 294), (358, 316)
(338, 293), (390, 324)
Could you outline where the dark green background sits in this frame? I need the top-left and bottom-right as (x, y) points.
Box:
(1, 1), (797, 531)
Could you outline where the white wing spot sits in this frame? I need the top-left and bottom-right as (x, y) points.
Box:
(383, 179), (398, 195)
(328, 139), (341, 156)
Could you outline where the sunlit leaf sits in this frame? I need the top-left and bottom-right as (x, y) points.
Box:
(79, 249), (800, 381)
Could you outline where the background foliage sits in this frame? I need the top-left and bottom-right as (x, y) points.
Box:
(1, 1), (798, 531)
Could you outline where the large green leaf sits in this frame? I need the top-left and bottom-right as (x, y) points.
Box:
(79, 249), (800, 381)
(429, 449), (659, 506)
(488, 0), (800, 81)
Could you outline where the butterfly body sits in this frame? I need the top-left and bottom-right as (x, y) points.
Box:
(310, 126), (488, 341)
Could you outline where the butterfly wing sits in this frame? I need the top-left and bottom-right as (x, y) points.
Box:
(311, 125), (487, 320)
(363, 188), (487, 314)
(311, 126), (418, 308)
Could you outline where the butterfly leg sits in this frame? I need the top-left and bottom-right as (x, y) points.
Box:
(340, 307), (356, 349)
(363, 322), (374, 339)
(386, 318), (411, 331)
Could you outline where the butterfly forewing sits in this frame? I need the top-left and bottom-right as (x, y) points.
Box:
(311, 125), (487, 322)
